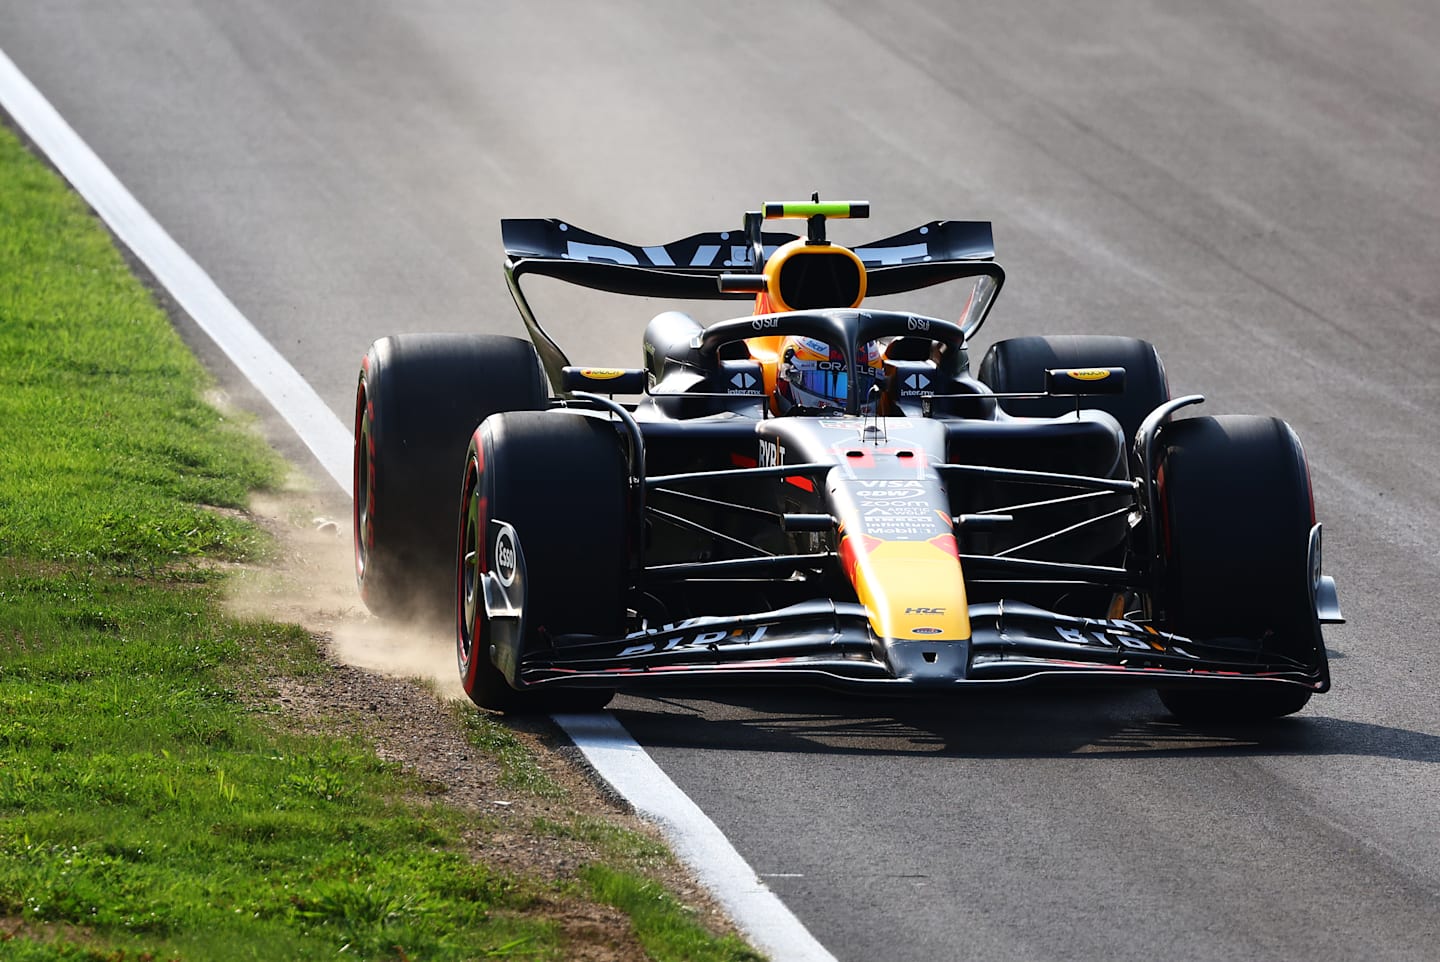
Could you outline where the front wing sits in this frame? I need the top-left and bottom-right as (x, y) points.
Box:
(511, 600), (1328, 696)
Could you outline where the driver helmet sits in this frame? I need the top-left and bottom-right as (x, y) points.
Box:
(775, 336), (886, 413)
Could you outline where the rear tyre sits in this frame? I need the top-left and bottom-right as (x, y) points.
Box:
(974, 335), (1169, 581)
(977, 334), (1169, 441)
(457, 411), (627, 713)
(354, 334), (547, 620)
(1155, 415), (1320, 721)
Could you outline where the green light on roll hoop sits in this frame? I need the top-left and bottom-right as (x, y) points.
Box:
(763, 201), (870, 219)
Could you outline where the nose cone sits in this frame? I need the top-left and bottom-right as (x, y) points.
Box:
(839, 533), (972, 643)
(887, 637), (973, 684)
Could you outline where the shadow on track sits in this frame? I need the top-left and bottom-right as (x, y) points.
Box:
(609, 688), (1440, 761)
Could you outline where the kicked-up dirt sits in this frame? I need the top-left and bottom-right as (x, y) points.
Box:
(224, 482), (747, 961)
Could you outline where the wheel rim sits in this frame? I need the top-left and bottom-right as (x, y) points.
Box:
(458, 461), (483, 673)
(356, 417), (373, 573)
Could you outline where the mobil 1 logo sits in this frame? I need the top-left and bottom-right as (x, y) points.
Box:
(854, 479), (945, 538)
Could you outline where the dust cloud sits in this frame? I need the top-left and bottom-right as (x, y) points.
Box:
(225, 488), (467, 702)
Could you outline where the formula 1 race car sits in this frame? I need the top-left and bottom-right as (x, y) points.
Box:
(353, 198), (1343, 720)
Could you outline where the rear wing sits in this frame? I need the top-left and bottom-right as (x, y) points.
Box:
(501, 216), (1005, 389)
(502, 218), (997, 291)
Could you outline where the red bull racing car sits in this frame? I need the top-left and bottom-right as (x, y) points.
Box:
(353, 199), (1343, 720)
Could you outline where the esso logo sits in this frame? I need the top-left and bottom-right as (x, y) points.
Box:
(906, 317), (931, 332)
(494, 529), (518, 587)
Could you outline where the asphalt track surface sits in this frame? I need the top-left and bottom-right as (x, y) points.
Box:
(4, 3), (1440, 959)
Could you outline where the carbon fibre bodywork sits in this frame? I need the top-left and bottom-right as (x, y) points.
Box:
(476, 203), (1340, 706)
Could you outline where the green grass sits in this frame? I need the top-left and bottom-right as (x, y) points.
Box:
(582, 868), (760, 962)
(450, 705), (566, 798)
(0, 121), (762, 961)
(0, 138), (274, 569)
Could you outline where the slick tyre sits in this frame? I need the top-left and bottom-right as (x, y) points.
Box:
(977, 334), (1170, 441)
(975, 335), (1168, 576)
(1156, 415), (1319, 721)
(457, 411), (627, 714)
(354, 334), (547, 621)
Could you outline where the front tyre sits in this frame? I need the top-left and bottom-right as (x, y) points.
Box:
(457, 411), (627, 714)
(1158, 684), (1313, 723)
(1155, 415), (1322, 721)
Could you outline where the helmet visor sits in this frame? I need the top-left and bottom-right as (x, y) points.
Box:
(784, 359), (848, 409)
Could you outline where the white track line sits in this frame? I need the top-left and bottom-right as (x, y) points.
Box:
(0, 46), (837, 962)
(555, 713), (837, 962)
(0, 48), (352, 496)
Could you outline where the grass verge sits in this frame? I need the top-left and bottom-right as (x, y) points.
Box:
(0, 119), (761, 962)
